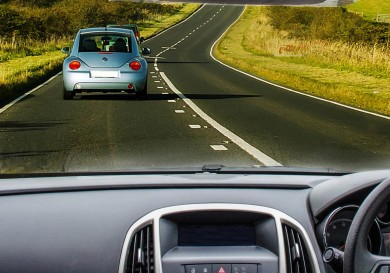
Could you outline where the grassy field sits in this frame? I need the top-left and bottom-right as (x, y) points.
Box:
(214, 6), (390, 116)
(139, 4), (200, 38)
(0, 3), (200, 104)
(347, 0), (390, 22)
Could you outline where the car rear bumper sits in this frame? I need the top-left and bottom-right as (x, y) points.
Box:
(63, 71), (147, 93)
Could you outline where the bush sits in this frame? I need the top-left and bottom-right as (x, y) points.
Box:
(266, 6), (390, 45)
(0, 0), (181, 39)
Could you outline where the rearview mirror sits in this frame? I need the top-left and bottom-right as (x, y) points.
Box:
(124, 0), (331, 5)
(61, 47), (70, 54)
(142, 48), (151, 55)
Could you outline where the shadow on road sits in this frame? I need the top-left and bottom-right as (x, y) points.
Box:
(77, 93), (260, 101)
(0, 150), (60, 159)
(0, 121), (66, 133)
(185, 93), (261, 100)
(146, 60), (210, 65)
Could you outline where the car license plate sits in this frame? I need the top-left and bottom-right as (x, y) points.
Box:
(90, 71), (119, 78)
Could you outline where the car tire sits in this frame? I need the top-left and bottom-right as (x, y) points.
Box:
(63, 88), (74, 100)
(136, 81), (147, 100)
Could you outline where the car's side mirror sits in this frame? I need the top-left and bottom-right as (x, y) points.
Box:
(142, 48), (151, 55)
(139, 37), (145, 43)
(61, 47), (70, 54)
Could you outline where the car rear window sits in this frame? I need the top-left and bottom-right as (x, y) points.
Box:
(79, 33), (132, 53)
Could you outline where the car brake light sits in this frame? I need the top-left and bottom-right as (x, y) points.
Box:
(69, 61), (81, 70)
(129, 61), (141, 70)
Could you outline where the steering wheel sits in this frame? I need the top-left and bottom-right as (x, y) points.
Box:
(344, 177), (390, 273)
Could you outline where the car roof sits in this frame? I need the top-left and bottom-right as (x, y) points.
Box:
(107, 24), (138, 28)
(79, 27), (134, 35)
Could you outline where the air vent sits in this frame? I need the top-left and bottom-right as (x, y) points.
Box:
(126, 224), (154, 273)
(282, 224), (313, 273)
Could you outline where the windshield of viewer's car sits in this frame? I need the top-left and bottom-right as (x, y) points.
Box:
(0, 0), (389, 174)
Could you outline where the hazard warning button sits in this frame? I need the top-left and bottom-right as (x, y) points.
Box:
(212, 264), (231, 273)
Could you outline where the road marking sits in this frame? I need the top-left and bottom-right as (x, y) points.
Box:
(162, 92), (169, 94)
(0, 72), (61, 114)
(144, 56), (165, 59)
(160, 72), (282, 166)
(168, 100), (176, 103)
(209, 6), (390, 120)
(210, 145), (228, 151)
(154, 80), (161, 83)
(189, 125), (201, 128)
(157, 86), (164, 89)
(150, 5), (279, 166)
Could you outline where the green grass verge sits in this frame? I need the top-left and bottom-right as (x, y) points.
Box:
(0, 3), (201, 105)
(139, 3), (201, 39)
(347, 0), (390, 22)
(213, 6), (390, 117)
(0, 51), (65, 103)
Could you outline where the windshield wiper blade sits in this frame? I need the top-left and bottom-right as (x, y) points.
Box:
(201, 165), (349, 175)
(202, 165), (224, 172)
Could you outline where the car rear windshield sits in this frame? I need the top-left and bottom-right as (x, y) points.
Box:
(79, 33), (132, 53)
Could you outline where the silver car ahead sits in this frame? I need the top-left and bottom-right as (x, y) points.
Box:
(62, 27), (151, 100)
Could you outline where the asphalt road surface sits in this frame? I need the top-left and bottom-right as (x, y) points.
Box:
(0, 5), (389, 173)
(163, 0), (325, 5)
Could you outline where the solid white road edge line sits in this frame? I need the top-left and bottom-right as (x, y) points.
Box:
(160, 72), (282, 167)
(0, 72), (61, 114)
(209, 6), (390, 120)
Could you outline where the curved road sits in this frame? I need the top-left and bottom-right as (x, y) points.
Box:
(0, 5), (389, 173)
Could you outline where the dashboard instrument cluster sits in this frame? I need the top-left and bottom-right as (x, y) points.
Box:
(318, 204), (390, 256)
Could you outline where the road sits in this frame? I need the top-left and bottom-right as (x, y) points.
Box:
(0, 5), (389, 173)
(164, 0), (325, 4)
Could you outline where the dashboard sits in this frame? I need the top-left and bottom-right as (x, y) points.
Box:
(0, 169), (390, 273)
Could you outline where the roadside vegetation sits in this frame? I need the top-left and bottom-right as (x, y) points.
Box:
(214, 6), (390, 116)
(0, 0), (200, 104)
(347, 0), (390, 22)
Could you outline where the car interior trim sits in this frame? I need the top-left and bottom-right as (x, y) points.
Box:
(117, 203), (321, 273)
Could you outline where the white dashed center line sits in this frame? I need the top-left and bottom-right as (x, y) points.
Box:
(210, 145), (228, 151)
(189, 125), (201, 129)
